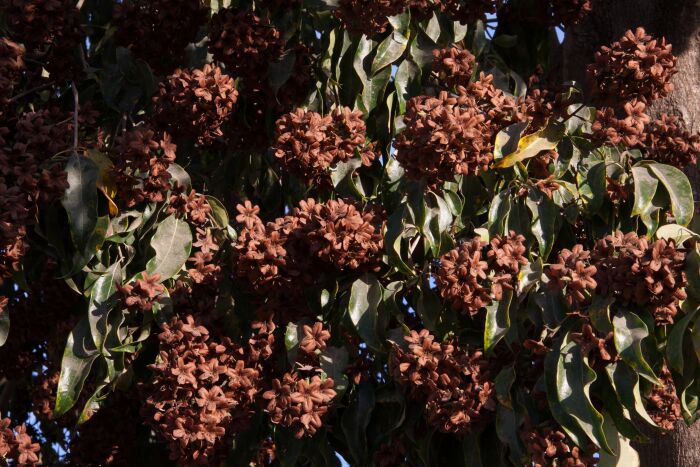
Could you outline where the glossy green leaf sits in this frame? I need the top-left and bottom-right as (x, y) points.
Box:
(485, 290), (513, 352)
(494, 122), (527, 160)
(598, 413), (641, 467)
(62, 152), (99, 250)
(385, 206), (415, 276)
(348, 274), (383, 352)
(55, 316), (99, 417)
(145, 214), (193, 281)
(668, 303), (699, 374)
(488, 189), (511, 236)
(492, 122), (565, 168)
(605, 362), (659, 430)
(341, 381), (375, 465)
(0, 307), (9, 347)
(320, 346), (350, 398)
(88, 262), (122, 352)
(580, 161), (607, 215)
(395, 58), (421, 114)
(631, 166), (658, 217)
(371, 31), (408, 76)
(416, 283), (442, 333)
(526, 187), (561, 259)
(648, 163), (695, 226)
(612, 311), (660, 385)
(205, 195), (229, 229)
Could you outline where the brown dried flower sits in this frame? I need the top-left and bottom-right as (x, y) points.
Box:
(0, 38), (24, 107)
(0, 418), (40, 466)
(208, 8), (284, 80)
(551, 0), (592, 26)
(336, 0), (406, 36)
(587, 28), (677, 106)
(432, 46), (475, 89)
(521, 420), (598, 467)
(392, 330), (496, 435)
(647, 366), (682, 430)
(487, 231), (529, 300)
(545, 244), (598, 309)
(153, 65), (238, 145)
(642, 114), (700, 168)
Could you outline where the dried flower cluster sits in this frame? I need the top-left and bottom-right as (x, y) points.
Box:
(153, 65), (238, 145)
(643, 113), (700, 168)
(591, 100), (650, 147)
(392, 330), (496, 435)
(0, 418), (40, 466)
(233, 198), (384, 300)
(396, 74), (518, 185)
(0, 38), (24, 108)
(110, 128), (176, 207)
(262, 323), (336, 439)
(113, 0), (209, 74)
(588, 28), (677, 106)
(336, 0), (406, 36)
(0, 111), (71, 294)
(273, 107), (376, 186)
(570, 323), (614, 366)
(1, 0), (82, 79)
(646, 366), (682, 430)
(432, 46), (475, 89)
(439, 0), (500, 25)
(208, 8), (284, 80)
(520, 420), (598, 467)
(141, 315), (261, 465)
(593, 232), (687, 324)
(117, 272), (165, 314)
(436, 232), (527, 315)
(545, 244), (598, 309)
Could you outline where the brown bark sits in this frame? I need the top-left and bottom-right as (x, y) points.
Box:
(562, 1), (700, 466)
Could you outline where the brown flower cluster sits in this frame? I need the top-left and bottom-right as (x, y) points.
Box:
(208, 8), (284, 80)
(546, 244), (598, 309)
(0, 418), (40, 466)
(432, 46), (475, 89)
(117, 272), (165, 314)
(392, 330), (496, 435)
(520, 420), (597, 467)
(571, 323), (615, 367)
(336, 0), (405, 36)
(0, 110), (71, 291)
(113, 0), (209, 75)
(273, 107), (376, 187)
(593, 232), (687, 324)
(1, 0), (82, 80)
(646, 366), (682, 430)
(0, 38), (24, 108)
(643, 113), (700, 168)
(551, 0), (592, 26)
(436, 232), (528, 315)
(141, 315), (261, 465)
(233, 198), (384, 300)
(587, 28), (677, 106)
(263, 321), (336, 438)
(111, 128), (176, 207)
(591, 99), (650, 147)
(153, 65), (238, 145)
(396, 74), (517, 185)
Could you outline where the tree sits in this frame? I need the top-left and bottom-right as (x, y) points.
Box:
(0, 0), (699, 466)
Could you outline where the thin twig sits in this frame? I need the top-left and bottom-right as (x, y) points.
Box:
(72, 81), (79, 151)
(8, 81), (56, 102)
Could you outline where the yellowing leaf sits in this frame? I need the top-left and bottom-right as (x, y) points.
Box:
(493, 122), (565, 169)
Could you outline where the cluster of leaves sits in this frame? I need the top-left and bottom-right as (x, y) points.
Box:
(2, 0), (700, 466)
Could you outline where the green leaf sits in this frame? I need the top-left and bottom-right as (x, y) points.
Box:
(631, 166), (658, 217)
(358, 65), (392, 115)
(348, 274), (383, 352)
(88, 262), (122, 352)
(167, 163), (191, 191)
(517, 258), (543, 298)
(612, 311), (660, 385)
(320, 346), (350, 398)
(493, 122), (565, 168)
(656, 224), (700, 245)
(526, 188), (561, 259)
(556, 339), (612, 453)
(605, 362), (659, 430)
(488, 189), (511, 236)
(205, 195), (229, 229)
(268, 50), (297, 96)
(668, 303), (699, 374)
(598, 413), (641, 467)
(371, 31), (408, 76)
(494, 365), (516, 408)
(494, 122), (527, 160)
(485, 290), (513, 352)
(0, 306), (9, 347)
(55, 316), (99, 417)
(62, 152), (99, 250)
(145, 214), (193, 281)
(385, 206), (415, 276)
(416, 283), (442, 333)
(580, 161), (607, 216)
(648, 163), (695, 226)
(395, 58), (421, 114)
(341, 381), (375, 465)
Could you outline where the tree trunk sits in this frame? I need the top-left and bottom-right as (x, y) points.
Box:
(562, 1), (700, 466)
